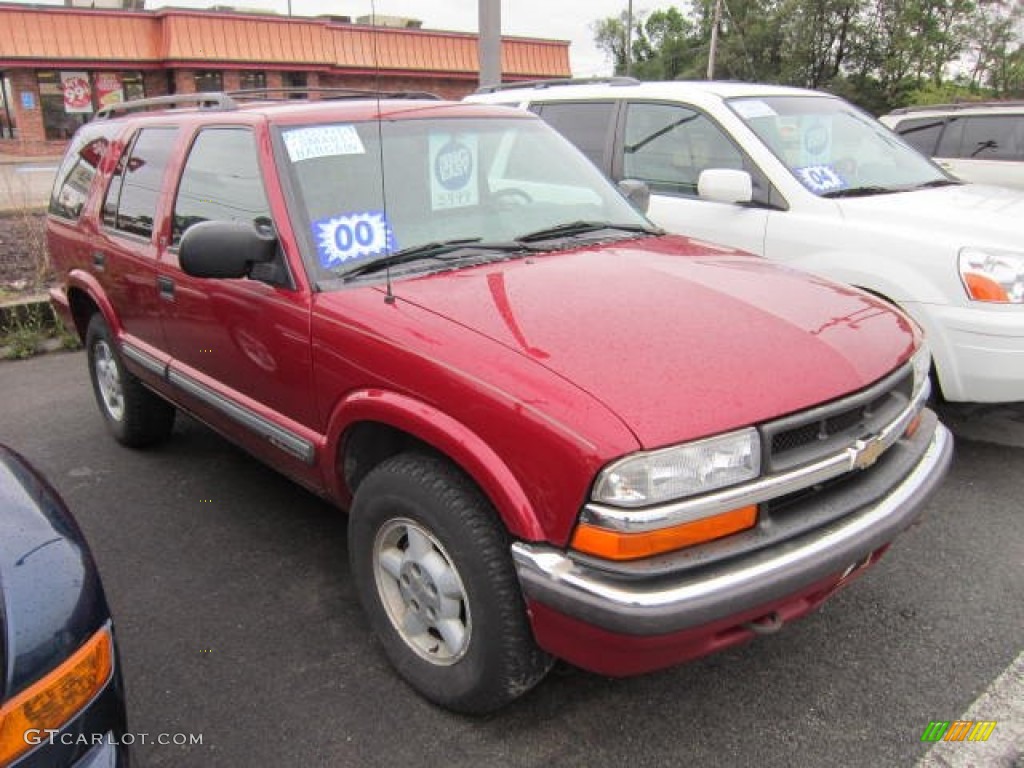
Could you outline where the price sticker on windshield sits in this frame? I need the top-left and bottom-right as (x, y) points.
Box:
(430, 134), (479, 210)
(794, 165), (847, 195)
(284, 125), (365, 162)
(312, 211), (395, 269)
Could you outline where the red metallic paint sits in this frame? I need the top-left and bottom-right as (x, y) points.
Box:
(525, 545), (889, 677)
(385, 236), (917, 448)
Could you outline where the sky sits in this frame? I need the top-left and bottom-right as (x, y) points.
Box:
(6, 0), (630, 77)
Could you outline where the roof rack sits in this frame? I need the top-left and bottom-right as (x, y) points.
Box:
(888, 100), (1024, 115)
(93, 87), (442, 120)
(95, 92), (237, 120)
(473, 76), (641, 95)
(225, 87), (442, 101)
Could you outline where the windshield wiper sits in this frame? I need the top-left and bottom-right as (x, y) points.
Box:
(341, 239), (531, 281)
(516, 220), (660, 243)
(819, 186), (898, 199)
(908, 178), (963, 190)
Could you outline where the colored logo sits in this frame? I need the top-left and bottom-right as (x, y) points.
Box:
(313, 211), (395, 268)
(434, 139), (473, 192)
(921, 720), (997, 742)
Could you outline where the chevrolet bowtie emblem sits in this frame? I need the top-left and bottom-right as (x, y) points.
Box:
(852, 436), (886, 470)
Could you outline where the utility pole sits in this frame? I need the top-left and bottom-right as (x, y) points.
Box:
(479, 0), (501, 89)
(706, 0), (722, 79)
(624, 0), (633, 76)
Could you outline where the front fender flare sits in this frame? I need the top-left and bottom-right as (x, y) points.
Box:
(325, 389), (546, 542)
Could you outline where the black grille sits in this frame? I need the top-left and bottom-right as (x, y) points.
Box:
(762, 366), (914, 473)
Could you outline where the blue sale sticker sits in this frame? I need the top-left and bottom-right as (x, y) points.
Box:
(312, 211), (396, 269)
(794, 165), (847, 195)
(429, 133), (479, 210)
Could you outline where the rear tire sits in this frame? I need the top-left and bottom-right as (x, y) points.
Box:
(86, 314), (175, 448)
(349, 452), (552, 714)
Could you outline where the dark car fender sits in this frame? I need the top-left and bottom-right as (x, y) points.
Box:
(0, 446), (111, 701)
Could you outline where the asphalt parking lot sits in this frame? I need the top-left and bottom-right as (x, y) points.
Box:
(1, 351), (1021, 767)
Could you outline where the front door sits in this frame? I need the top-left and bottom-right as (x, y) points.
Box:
(619, 101), (770, 256)
(157, 126), (320, 480)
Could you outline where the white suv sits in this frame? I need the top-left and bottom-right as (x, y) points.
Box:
(880, 102), (1024, 190)
(467, 80), (1024, 403)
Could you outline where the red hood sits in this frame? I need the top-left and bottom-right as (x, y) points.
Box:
(388, 235), (916, 448)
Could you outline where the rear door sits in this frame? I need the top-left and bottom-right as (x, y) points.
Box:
(96, 125), (180, 361)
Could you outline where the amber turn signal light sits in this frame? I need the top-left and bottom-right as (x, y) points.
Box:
(963, 273), (1009, 302)
(0, 626), (113, 766)
(571, 505), (758, 561)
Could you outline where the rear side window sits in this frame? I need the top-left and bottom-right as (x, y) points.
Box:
(172, 128), (271, 245)
(890, 117), (945, 155)
(102, 127), (178, 239)
(954, 116), (1024, 161)
(49, 129), (110, 220)
(533, 102), (616, 168)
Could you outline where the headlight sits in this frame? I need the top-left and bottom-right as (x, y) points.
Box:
(910, 341), (931, 400)
(959, 247), (1024, 303)
(592, 427), (761, 508)
(0, 626), (113, 765)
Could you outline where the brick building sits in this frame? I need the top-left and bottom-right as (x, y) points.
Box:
(0, 4), (571, 155)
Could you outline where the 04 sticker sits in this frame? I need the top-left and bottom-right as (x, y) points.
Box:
(313, 212), (396, 268)
(794, 165), (846, 195)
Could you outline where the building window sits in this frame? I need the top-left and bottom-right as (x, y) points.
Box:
(285, 72), (307, 98)
(194, 71), (223, 92)
(239, 71), (267, 91)
(0, 74), (16, 139)
(37, 70), (145, 140)
(94, 71), (145, 108)
(38, 71), (90, 141)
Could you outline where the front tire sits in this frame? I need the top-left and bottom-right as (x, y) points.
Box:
(349, 452), (551, 714)
(86, 314), (175, 447)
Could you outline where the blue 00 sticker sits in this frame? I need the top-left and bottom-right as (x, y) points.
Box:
(312, 211), (396, 268)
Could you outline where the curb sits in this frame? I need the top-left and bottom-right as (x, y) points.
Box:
(0, 294), (53, 331)
(0, 294), (79, 361)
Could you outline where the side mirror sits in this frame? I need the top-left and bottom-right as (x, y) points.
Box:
(179, 221), (277, 279)
(698, 169), (753, 205)
(617, 178), (651, 214)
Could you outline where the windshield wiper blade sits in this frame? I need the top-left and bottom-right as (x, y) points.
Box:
(820, 186), (898, 199)
(341, 239), (529, 280)
(516, 220), (660, 243)
(909, 178), (963, 190)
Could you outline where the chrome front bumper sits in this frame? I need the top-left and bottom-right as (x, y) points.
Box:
(512, 421), (953, 637)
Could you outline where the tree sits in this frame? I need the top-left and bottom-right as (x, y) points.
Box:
(633, 8), (702, 78)
(967, 0), (1024, 93)
(778, 0), (865, 88)
(593, 10), (655, 75)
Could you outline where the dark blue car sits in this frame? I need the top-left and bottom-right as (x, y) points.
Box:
(0, 445), (128, 767)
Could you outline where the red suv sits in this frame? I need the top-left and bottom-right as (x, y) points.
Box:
(47, 91), (952, 713)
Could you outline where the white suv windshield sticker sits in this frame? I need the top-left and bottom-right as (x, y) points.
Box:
(732, 99), (777, 119)
(284, 125), (365, 162)
(312, 211), (395, 268)
(430, 133), (479, 210)
(794, 165), (847, 194)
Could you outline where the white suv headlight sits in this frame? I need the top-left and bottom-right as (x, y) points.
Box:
(959, 247), (1024, 303)
(592, 428), (761, 508)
